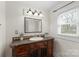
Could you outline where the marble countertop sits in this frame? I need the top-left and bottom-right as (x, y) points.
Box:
(10, 37), (54, 47)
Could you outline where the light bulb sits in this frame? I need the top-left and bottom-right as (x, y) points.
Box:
(28, 11), (32, 15)
(38, 12), (43, 17)
(39, 13), (43, 17)
(34, 10), (38, 16)
(27, 8), (33, 16)
(34, 12), (38, 16)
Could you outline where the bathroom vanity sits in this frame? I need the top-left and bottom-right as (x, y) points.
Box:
(10, 36), (54, 57)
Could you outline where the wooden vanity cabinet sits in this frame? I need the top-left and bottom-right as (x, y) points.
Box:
(12, 39), (54, 57)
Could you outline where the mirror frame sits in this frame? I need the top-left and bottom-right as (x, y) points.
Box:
(24, 17), (42, 33)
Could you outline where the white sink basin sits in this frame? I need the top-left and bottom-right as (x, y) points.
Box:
(29, 37), (43, 41)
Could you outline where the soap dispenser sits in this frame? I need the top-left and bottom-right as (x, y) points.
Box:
(20, 33), (24, 41)
(44, 33), (49, 38)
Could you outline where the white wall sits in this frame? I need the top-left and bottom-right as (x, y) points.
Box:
(0, 2), (6, 57)
(49, 1), (79, 57)
(6, 1), (50, 56)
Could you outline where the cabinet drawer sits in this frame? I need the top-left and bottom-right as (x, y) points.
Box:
(36, 41), (47, 46)
(30, 41), (47, 49)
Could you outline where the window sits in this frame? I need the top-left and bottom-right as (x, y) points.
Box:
(57, 8), (79, 36)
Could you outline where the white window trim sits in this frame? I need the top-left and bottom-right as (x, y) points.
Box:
(57, 8), (79, 37)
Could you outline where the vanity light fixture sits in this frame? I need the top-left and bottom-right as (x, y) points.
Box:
(23, 8), (43, 17)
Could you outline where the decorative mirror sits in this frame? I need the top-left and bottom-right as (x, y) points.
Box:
(24, 17), (42, 33)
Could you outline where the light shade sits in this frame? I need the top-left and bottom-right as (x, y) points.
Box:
(28, 11), (33, 16)
(33, 10), (38, 16)
(39, 13), (43, 17)
(34, 12), (38, 16)
(38, 12), (43, 17)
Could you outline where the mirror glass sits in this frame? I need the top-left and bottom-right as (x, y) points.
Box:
(24, 17), (42, 33)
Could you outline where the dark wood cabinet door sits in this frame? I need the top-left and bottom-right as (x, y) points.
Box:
(12, 44), (30, 57)
(47, 40), (53, 56)
(30, 41), (48, 57)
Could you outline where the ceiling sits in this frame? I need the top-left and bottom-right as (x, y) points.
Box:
(6, 1), (60, 11)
